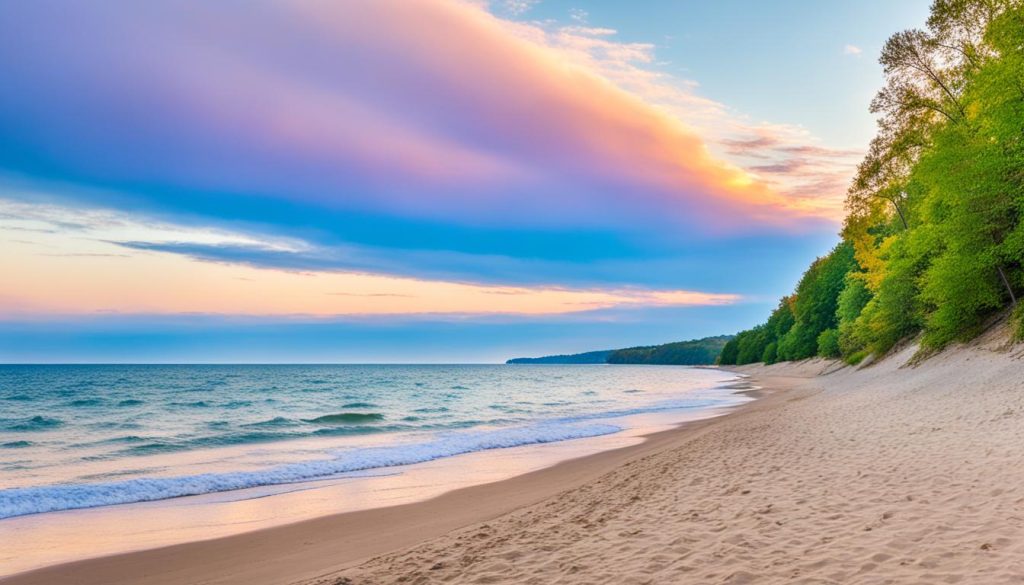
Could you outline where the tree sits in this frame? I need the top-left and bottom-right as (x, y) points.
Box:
(716, 0), (1024, 366)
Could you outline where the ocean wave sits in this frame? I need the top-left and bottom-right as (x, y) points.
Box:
(412, 406), (449, 413)
(304, 412), (385, 425)
(4, 394), (34, 402)
(119, 441), (186, 456)
(311, 424), (409, 437)
(241, 417), (299, 428)
(3, 416), (64, 432)
(189, 431), (300, 448)
(0, 422), (621, 519)
(87, 421), (143, 430)
(553, 397), (726, 424)
(107, 435), (148, 443)
(68, 435), (150, 450)
(68, 398), (105, 407)
(340, 402), (378, 409)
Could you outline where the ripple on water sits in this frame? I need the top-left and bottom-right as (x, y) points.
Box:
(340, 402), (378, 409)
(4, 394), (33, 402)
(413, 406), (450, 414)
(118, 442), (187, 456)
(68, 398), (104, 407)
(241, 417), (299, 428)
(88, 421), (144, 431)
(3, 416), (64, 432)
(303, 412), (385, 425)
(169, 401), (209, 408)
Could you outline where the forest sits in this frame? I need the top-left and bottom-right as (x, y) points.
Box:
(506, 350), (613, 364)
(719, 0), (1024, 366)
(607, 335), (732, 365)
(508, 335), (730, 365)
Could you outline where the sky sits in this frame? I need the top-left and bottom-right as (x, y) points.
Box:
(0, 0), (930, 363)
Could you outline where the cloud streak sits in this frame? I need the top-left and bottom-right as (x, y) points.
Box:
(1, 195), (833, 293)
(0, 202), (741, 319)
(717, 127), (862, 217)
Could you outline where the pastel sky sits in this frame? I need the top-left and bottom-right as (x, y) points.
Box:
(0, 0), (929, 362)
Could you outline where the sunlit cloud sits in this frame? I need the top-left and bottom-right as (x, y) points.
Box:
(503, 14), (860, 220)
(0, 0), (843, 247)
(843, 44), (863, 55)
(717, 126), (862, 218)
(499, 0), (540, 16)
(568, 8), (589, 23)
(0, 199), (740, 318)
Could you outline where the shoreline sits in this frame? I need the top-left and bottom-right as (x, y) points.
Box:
(0, 372), (765, 585)
(332, 330), (1024, 584)
(14, 336), (1019, 585)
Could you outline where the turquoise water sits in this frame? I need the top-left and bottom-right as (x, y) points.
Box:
(0, 364), (743, 519)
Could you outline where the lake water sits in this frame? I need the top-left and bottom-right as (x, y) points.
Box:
(0, 364), (745, 520)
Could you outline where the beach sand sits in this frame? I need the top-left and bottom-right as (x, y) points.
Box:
(6, 323), (1024, 584)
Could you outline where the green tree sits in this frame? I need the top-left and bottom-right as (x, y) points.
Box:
(817, 329), (841, 358)
(716, 0), (1024, 366)
(777, 243), (857, 361)
(836, 275), (872, 357)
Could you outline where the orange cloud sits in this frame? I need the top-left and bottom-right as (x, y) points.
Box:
(0, 219), (739, 318)
(0, 0), (832, 235)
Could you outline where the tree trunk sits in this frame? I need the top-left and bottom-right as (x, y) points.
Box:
(892, 199), (908, 229)
(996, 264), (1017, 306)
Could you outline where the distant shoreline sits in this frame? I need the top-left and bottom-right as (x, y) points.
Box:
(506, 335), (731, 365)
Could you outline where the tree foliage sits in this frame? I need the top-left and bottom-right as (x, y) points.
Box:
(719, 244), (855, 365)
(608, 336), (732, 365)
(719, 0), (1024, 365)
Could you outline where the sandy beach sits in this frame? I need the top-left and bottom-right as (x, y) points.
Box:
(6, 324), (1024, 584)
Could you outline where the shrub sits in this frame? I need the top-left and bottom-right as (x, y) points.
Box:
(761, 342), (778, 365)
(817, 328), (840, 358)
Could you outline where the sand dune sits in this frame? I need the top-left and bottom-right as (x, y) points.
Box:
(313, 326), (1024, 584)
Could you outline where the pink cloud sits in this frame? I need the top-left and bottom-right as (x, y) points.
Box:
(0, 0), (838, 237)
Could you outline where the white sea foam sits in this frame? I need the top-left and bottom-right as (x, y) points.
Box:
(0, 365), (745, 520)
(0, 421), (621, 519)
